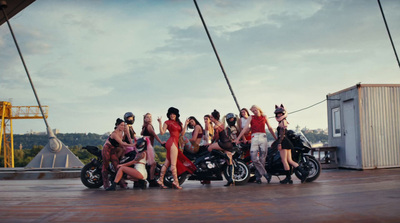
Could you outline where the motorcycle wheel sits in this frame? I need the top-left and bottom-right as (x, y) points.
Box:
(223, 160), (250, 185)
(163, 170), (188, 188)
(294, 155), (321, 182)
(81, 162), (103, 188)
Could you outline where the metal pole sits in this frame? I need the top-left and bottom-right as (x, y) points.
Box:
(193, 0), (241, 112)
(377, 0), (400, 69)
(0, 2), (50, 127)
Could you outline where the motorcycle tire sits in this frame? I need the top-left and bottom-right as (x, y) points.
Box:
(294, 155), (321, 182)
(223, 160), (250, 185)
(163, 170), (188, 188)
(81, 162), (103, 188)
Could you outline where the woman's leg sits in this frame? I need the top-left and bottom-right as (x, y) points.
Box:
(287, 149), (308, 183)
(279, 149), (293, 184)
(102, 145), (111, 189)
(158, 158), (170, 187)
(207, 142), (221, 152)
(169, 143), (181, 189)
(280, 149), (290, 171)
(250, 135), (267, 179)
(149, 162), (156, 181)
(119, 166), (144, 181)
(287, 150), (299, 168)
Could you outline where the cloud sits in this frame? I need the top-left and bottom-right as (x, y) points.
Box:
(1, 0), (399, 134)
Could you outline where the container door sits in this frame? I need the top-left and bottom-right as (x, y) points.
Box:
(343, 100), (358, 166)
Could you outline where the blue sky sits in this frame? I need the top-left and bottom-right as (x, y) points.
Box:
(1, 0), (399, 134)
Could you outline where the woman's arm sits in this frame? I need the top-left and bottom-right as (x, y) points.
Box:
(182, 119), (189, 136)
(158, 117), (167, 135)
(190, 125), (201, 143)
(265, 116), (277, 140)
(124, 124), (133, 144)
(111, 131), (132, 147)
(147, 124), (163, 144)
(119, 152), (146, 167)
(236, 116), (251, 143)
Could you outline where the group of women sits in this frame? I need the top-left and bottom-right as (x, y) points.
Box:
(102, 104), (308, 191)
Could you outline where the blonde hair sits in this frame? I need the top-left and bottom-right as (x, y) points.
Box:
(250, 105), (264, 116)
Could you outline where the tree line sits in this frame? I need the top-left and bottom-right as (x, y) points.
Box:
(1, 130), (327, 167)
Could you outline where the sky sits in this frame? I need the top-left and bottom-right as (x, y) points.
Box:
(1, 0), (399, 135)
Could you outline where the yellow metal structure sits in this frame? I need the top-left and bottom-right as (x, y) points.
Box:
(0, 101), (48, 167)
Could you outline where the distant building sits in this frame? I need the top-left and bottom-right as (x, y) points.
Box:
(27, 129), (59, 135)
(327, 84), (400, 169)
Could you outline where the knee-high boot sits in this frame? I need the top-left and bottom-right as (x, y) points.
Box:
(295, 166), (309, 183)
(224, 165), (235, 187)
(280, 171), (293, 184)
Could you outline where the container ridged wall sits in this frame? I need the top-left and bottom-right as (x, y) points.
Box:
(360, 86), (400, 168)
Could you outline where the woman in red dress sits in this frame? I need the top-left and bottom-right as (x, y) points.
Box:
(157, 107), (195, 189)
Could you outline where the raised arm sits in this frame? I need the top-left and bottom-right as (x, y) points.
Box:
(158, 117), (168, 135)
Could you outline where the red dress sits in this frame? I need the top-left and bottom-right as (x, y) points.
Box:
(165, 120), (196, 175)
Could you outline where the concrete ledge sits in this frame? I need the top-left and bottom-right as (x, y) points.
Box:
(0, 167), (81, 180)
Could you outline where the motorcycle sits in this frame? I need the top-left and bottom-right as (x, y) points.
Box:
(80, 137), (154, 189)
(160, 145), (250, 187)
(238, 130), (321, 183)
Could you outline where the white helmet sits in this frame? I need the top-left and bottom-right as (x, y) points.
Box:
(274, 104), (287, 122)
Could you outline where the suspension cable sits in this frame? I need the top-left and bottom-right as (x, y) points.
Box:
(193, 0), (241, 112)
(377, 0), (400, 69)
(268, 99), (327, 119)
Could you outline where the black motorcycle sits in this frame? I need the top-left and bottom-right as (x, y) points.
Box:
(80, 137), (152, 189)
(161, 146), (250, 187)
(238, 130), (321, 183)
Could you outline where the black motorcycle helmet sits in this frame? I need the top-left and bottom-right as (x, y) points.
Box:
(124, 112), (135, 125)
(274, 104), (287, 122)
(226, 113), (237, 127)
(136, 137), (147, 153)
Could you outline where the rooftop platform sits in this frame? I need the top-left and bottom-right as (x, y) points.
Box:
(0, 168), (399, 222)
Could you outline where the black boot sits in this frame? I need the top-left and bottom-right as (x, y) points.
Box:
(264, 173), (272, 184)
(280, 171), (293, 184)
(138, 180), (147, 189)
(148, 179), (159, 188)
(224, 165), (235, 187)
(296, 166), (309, 183)
(106, 181), (117, 191)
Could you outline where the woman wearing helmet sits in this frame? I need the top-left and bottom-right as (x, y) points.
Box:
(207, 109), (235, 186)
(235, 105), (277, 184)
(224, 113), (240, 142)
(272, 104), (308, 184)
(106, 138), (149, 191)
(113, 112), (136, 160)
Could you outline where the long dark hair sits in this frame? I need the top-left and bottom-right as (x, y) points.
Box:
(240, 108), (250, 118)
(187, 116), (203, 130)
(167, 107), (182, 127)
(211, 109), (220, 121)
